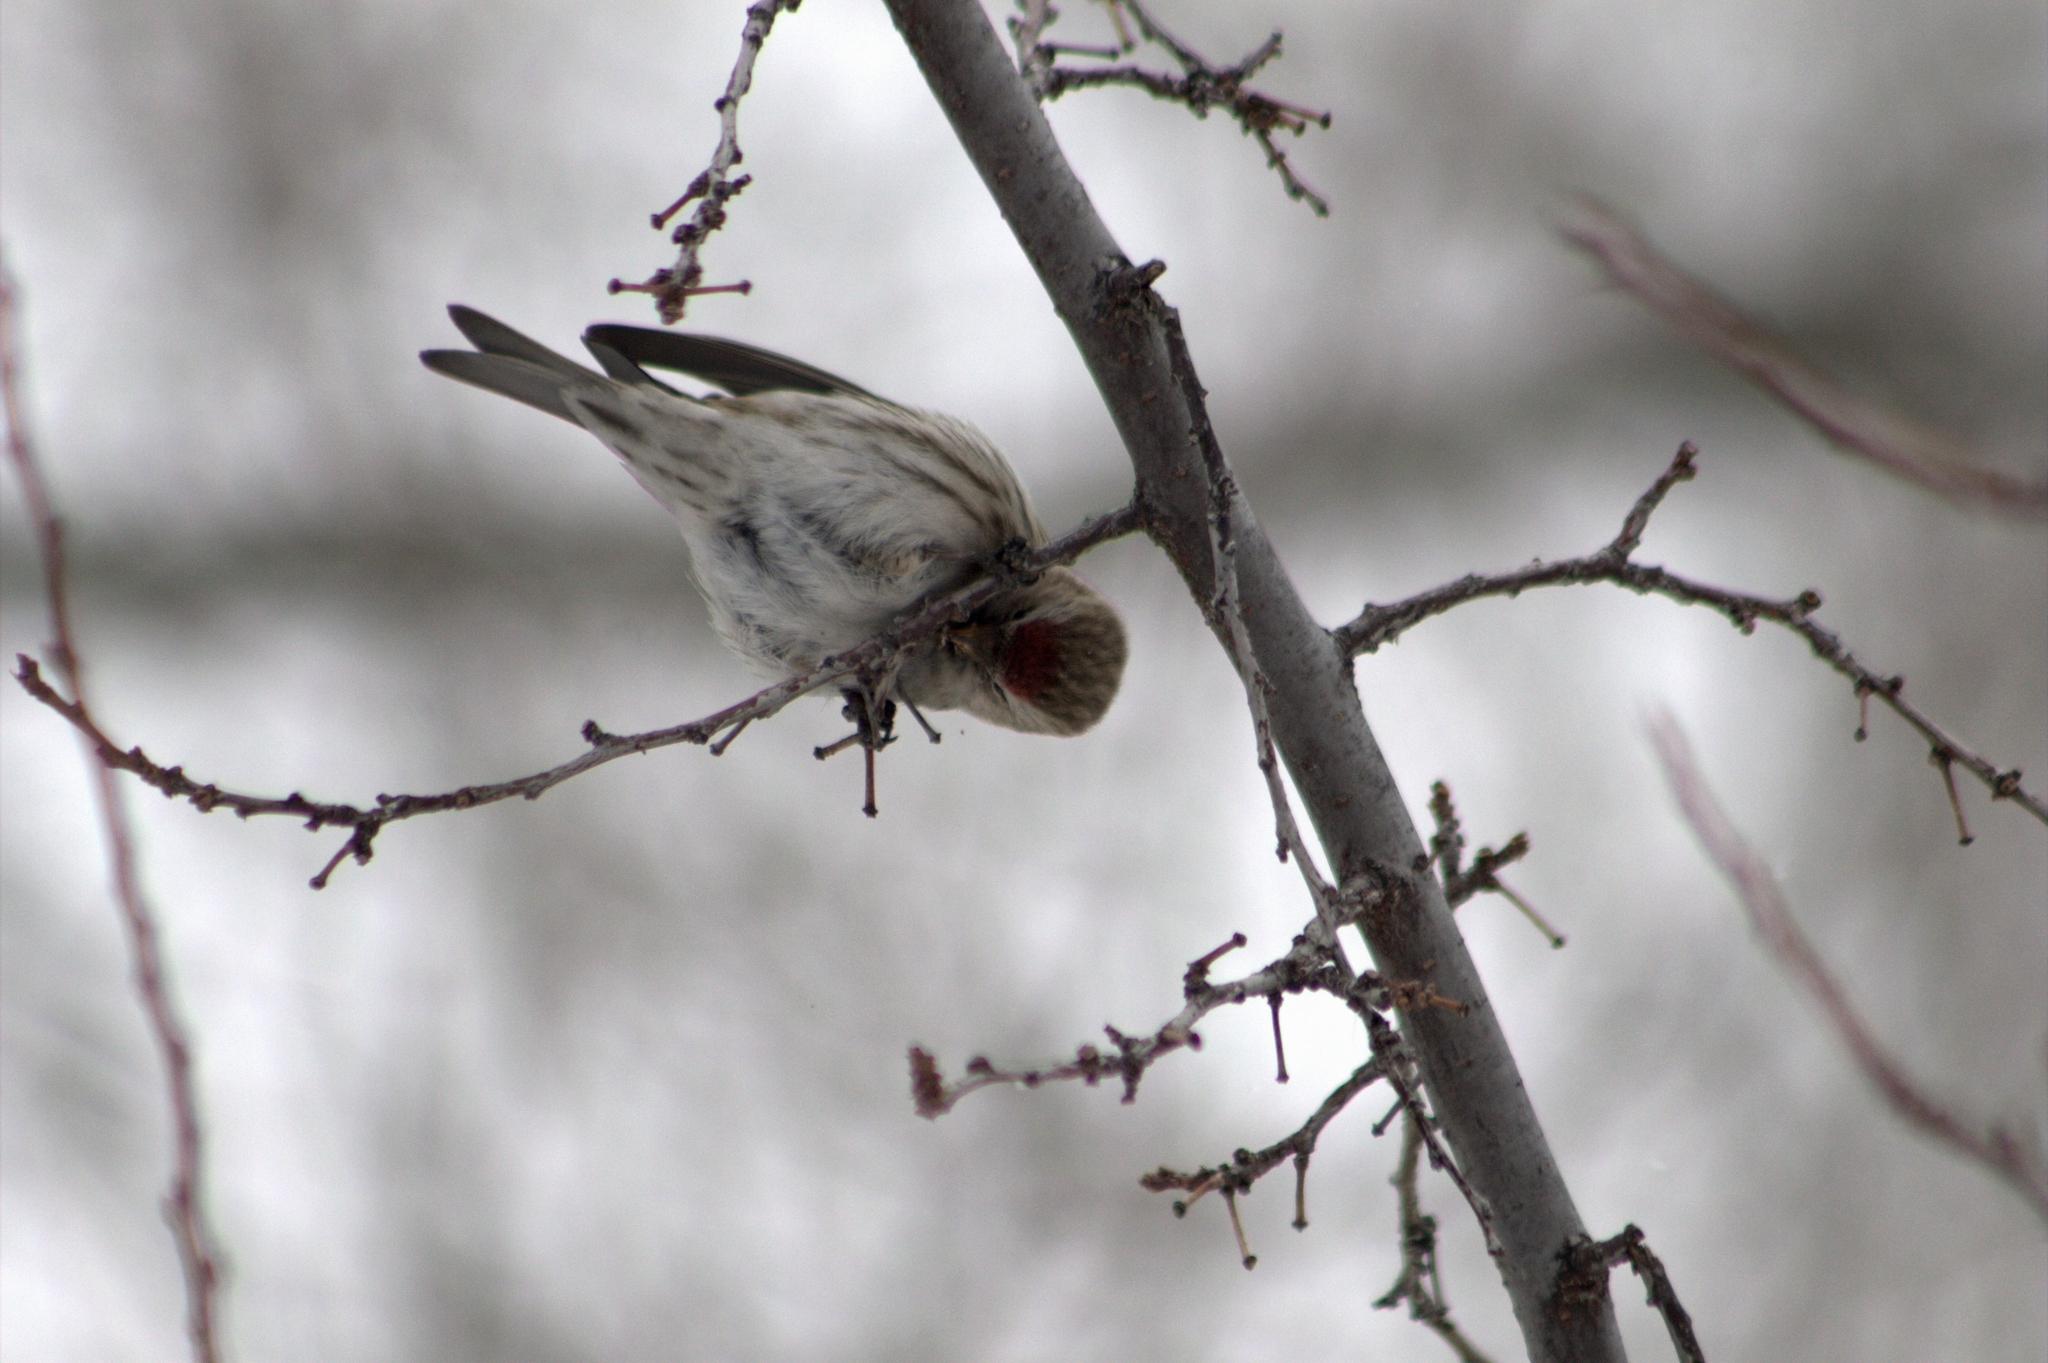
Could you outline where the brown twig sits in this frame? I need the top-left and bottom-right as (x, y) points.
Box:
(1374, 1110), (1497, 1363)
(1561, 198), (2048, 518)
(1364, 1006), (1501, 1258)
(1009, 0), (1332, 215)
(1648, 711), (2048, 1225)
(1335, 444), (2046, 830)
(610, 0), (799, 323)
(1140, 1058), (1383, 1222)
(1561, 1226), (1705, 1363)
(1428, 782), (1562, 946)
(3, 260), (222, 1360)
(910, 929), (1351, 1117)
(14, 502), (1146, 889)
(1162, 301), (1356, 953)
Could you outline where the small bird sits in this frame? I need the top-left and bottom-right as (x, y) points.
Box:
(422, 305), (1127, 752)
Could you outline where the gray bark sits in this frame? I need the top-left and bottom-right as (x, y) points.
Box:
(881, 2), (1629, 1358)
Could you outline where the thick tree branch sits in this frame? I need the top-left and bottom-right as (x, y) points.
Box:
(881, 3), (1624, 1356)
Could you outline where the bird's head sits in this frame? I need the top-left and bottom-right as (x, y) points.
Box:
(906, 567), (1127, 736)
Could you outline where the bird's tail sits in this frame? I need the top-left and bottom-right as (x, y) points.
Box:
(420, 304), (612, 424)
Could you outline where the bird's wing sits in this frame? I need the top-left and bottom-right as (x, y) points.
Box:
(581, 324), (876, 399)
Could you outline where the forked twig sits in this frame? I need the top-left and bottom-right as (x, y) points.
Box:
(1009, 0), (1331, 214)
(1337, 444), (2045, 831)
(611, 0), (801, 322)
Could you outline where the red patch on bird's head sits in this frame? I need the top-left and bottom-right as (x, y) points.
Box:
(1001, 619), (1063, 702)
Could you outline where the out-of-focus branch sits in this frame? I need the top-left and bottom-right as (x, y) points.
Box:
(1007, 0), (1331, 215)
(1562, 198), (2048, 519)
(1336, 443), (2047, 831)
(15, 502), (1144, 889)
(610, 0), (800, 322)
(1648, 711), (2048, 1225)
(2, 260), (222, 1362)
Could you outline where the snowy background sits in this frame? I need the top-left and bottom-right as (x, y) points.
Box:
(3, 0), (2043, 1359)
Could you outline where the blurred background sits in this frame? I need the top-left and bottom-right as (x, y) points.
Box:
(2, 0), (2042, 1358)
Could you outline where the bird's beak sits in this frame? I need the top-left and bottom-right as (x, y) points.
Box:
(942, 621), (1006, 672)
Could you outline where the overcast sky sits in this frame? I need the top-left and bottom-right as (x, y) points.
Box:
(3, 1), (2043, 1359)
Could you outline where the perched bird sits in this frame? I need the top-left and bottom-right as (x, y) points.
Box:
(422, 305), (1126, 742)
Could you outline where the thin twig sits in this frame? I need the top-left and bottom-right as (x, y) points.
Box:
(1374, 1110), (1496, 1363)
(1011, 0), (1332, 215)
(2, 259), (222, 1361)
(15, 502), (1146, 889)
(1561, 198), (2047, 518)
(1365, 1007), (1501, 1258)
(1562, 1226), (1706, 1363)
(910, 929), (1355, 1116)
(1335, 444), (2046, 829)
(1648, 711), (2048, 1224)
(611, 0), (799, 322)
(1139, 1059), (1383, 1218)
(1159, 301), (1357, 957)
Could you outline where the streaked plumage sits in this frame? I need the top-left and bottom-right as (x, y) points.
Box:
(422, 306), (1125, 736)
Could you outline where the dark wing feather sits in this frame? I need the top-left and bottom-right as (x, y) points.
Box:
(423, 305), (613, 424)
(581, 324), (875, 399)
(420, 349), (584, 424)
(447, 305), (595, 381)
(580, 337), (689, 398)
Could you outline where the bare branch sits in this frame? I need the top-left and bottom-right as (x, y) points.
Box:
(3, 260), (223, 1361)
(1648, 711), (2048, 1225)
(1336, 444), (2047, 830)
(1426, 781), (1562, 946)
(1161, 302), (1356, 954)
(1562, 198), (2048, 518)
(1561, 1225), (1706, 1363)
(14, 503), (1146, 889)
(1010, 0), (1332, 215)
(1139, 1058), (1385, 1245)
(886, 4), (1625, 1352)
(610, 0), (801, 322)
(1375, 1111), (1497, 1363)
(909, 929), (1352, 1117)
(1364, 1006), (1501, 1259)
